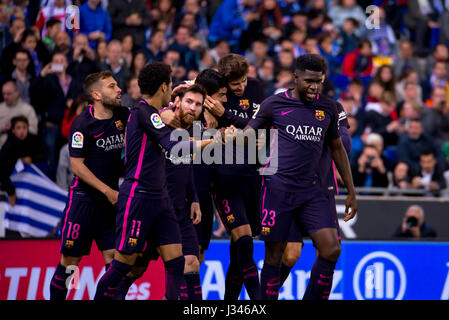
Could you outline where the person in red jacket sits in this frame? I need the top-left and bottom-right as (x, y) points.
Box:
(61, 94), (91, 139)
(342, 39), (373, 78)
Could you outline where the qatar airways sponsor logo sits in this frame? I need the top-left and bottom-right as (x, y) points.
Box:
(96, 134), (125, 151)
(286, 125), (323, 142)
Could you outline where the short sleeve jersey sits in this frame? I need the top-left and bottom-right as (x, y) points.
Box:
(248, 90), (340, 191)
(68, 105), (130, 197)
(119, 100), (195, 199)
(215, 77), (265, 176)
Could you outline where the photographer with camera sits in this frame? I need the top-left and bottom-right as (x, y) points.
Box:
(352, 144), (389, 190)
(393, 205), (437, 238)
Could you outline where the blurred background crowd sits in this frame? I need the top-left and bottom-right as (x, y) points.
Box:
(1, 0), (449, 200)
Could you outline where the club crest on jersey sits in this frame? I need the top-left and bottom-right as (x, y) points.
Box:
(115, 120), (124, 130)
(65, 240), (74, 248)
(261, 227), (270, 235)
(150, 113), (165, 129)
(72, 132), (83, 148)
(239, 99), (250, 111)
(315, 110), (325, 121)
(227, 214), (235, 224)
(128, 238), (138, 247)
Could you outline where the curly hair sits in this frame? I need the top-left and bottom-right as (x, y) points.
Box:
(138, 62), (172, 96)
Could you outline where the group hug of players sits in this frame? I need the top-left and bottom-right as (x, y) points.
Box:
(48, 53), (358, 301)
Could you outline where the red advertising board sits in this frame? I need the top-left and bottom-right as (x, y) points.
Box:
(0, 239), (166, 300)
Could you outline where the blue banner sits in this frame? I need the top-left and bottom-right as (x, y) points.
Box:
(200, 240), (449, 300)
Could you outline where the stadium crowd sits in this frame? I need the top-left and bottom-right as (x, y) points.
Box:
(1, 0), (449, 206)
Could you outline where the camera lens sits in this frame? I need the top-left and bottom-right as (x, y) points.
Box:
(406, 216), (418, 227)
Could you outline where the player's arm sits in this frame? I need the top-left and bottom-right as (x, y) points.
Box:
(70, 157), (118, 205)
(329, 137), (357, 222)
(187, 167), (201, 224)
(222, 97), (273, 143)
(204, 96), (250, 129)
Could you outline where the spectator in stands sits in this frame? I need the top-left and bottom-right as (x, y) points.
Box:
(34, 0), (67, 39)
(209, 38), (230, 64)
(411, 149), (446, 196)
(364, 132), (395, 171)
(10, 49), (35, 103)
(364, 79), (384, 110)
(120, 34), (134, 68)
(396, 78), (423, 111)
(393, 205), (437, 238)
(53, 30), (71, 56)
(279, 0), (301, 20)
(0, 17), (26, 74)
(67, 33), (99, 82)
(0, 80), (38, 148)
(347, 114), (363, 166)
(30, 52), (83, 174)
(397, 100), (422, 129)
(258, 58), (276, 97)
(57, 94), (90, 190)
(150, 0), (176, 39)
(143, 29), (166, 63)
(95, 39), (107, 64)
(198, 46), (215, 72)
(352, 144), (389, 189)
(121, 76), (141, 109)
(424, 42), (449, 78)
(208, 0), (259, 50)
(0, 115), (40, 207)
(404, 0), (441, 57)
(56, 142), (72, 191)
(168, 25), (199, 72)
(374, 64), (396, 96)
(342, 39), (373, 78)
(108, 0), (151, 48)
(257, 0), (283, 44)
(344, 77), (364, 112)
(42, 18), (61, 53)
(99, 40), (130, 93)
(60, 94), (90, 140)
(245, 37), (269, 68)
(339, 17), (360, 57)
(392, 161), (413, 190)
(163, 48), (186, 82)
(425, 61), (449, 99)
(79, 0), (112, 49)
(396, 118), (443, 172)
(174, 0), (209, 47)
(20, 29), (51, 77)
(421, 86), (449, 146)
(393, 40), (423, 80)
(363, 6), (397, 57)
(129, 50), (146, 78)
(328, 0), (366, 31)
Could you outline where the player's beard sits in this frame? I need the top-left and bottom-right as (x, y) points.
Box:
(178, 105), (198, 128)
(102, 94), (121, 110)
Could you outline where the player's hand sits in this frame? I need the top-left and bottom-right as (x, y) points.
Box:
(104, 188), (119, 206)
(224, 125), (237, 143)
(160, 109), (181, 128)
(8, 193), (17, 207)
(204, 96), (225, 117)
(171, 83), (192, 100)
(190, 202), (202, 224)
(343, 192), (357, 222)
(256, 131), (266, 150)
(203, 109), (218, 129)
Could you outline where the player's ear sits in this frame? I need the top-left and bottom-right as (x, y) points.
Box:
(91, 89), (101, 101)
(321, 74), (326, 83)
